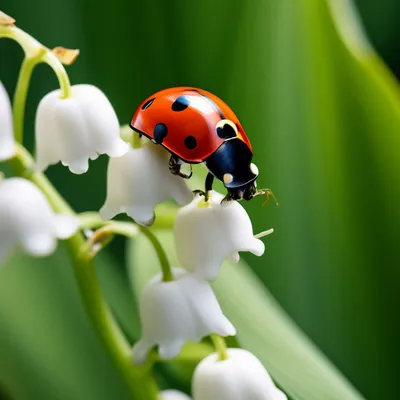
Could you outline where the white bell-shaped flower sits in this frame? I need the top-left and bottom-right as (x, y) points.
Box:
(192, 348), (287, 400)
(160, 390), (192, 400)
(0, 178), (79, 265)
(132, 268), (236, 364)
(0, 81), (16, 160)
(100, 144), (193, 226)
(174, 191), (265, 281)
(35, 84), (129, 174)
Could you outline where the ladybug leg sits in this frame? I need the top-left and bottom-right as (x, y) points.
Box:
(221, 192), (234, 205)
(204, 173), (215, 201)
(169, 155), (193, 179)
(255, 189), (279, 206)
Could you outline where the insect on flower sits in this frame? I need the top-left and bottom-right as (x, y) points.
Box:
(130, 87), (276, 203)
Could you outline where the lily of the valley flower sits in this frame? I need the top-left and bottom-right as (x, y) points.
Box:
(132, 268), (235, 364)
(159, 390), (192, 400)
(192, 348), (287, 400)
(35, 84), (129, 174)
(100, 144), (193, 226)
(174, 191), (265, 281)
(0, 81), (15, 160)
(0, 178), (78, 265)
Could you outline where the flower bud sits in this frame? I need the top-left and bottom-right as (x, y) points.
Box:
(35, 84), (129, 174)
(174, 191), (265, 280)
(192, 348), (287, 400)
(132, 268), (235, 364)
(100, 144), (193, 226)
(159, 390), (191, 400)
(0, 178), (78, 265)
(0, 81), (15, 161)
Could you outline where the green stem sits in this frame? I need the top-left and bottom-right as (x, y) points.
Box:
(13, 56), (41, 143)
(42, 51), (72, 98)
(10, 146), (158, 400)
(1, 24), (72, 144)
(210, 334), (229, 361)
(5, 22), (157, 398)
(140, 226), (174, 282)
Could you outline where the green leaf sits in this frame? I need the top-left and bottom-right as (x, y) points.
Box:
(0, 246), (134, 400)
(127, 230), (364, 400)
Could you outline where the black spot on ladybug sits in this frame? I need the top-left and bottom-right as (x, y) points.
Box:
(172, 96), (189, 112)
(216, 123), (237, 139)
(142, 98), (155, 110)
(184, 135), (197, 150)
(154, 123), (168, 144)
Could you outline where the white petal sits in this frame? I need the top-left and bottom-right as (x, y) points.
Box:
(0, 82), (15, 160)
(174, 191), (266, 281)
(159, 390), (192, 400)
(105, 138), (131, 158)
(193, 348), (287, 400)
(20, 233), (56, 256)
(158, 340), (185, 360)
(132, 339), (153, 365)
(178, 274), (236, 337)
(53, 215), (79, 239)
(132, 269), (235, 364)
(0, 178), (69, 261)
(35, 84), (127, 174)
(100, 144), (192, 225)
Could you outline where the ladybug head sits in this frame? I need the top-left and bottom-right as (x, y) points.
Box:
(205, 138), (259, 201)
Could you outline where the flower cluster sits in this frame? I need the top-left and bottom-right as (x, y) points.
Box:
(0, 15), (285, 399)
(96, 136), (281, 397)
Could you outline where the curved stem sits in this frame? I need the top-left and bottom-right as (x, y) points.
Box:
(0, 25), (42, 56)
(42, 51), (72, 98)
(13, 56), (40, 143)
(139, 226), (173, 282)
(210, 334), (229, 361)
(10, 146), (159, 400)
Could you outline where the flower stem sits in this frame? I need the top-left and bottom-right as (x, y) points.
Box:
(1, 24), (72, 141)
(139, 226), (174, 282)
(42, 51), (72, 98)
(13, 55), (41, 143)
(210, 334), (229, 361)
(10, 146), (159, 400)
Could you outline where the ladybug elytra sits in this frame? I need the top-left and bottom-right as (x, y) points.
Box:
(130, 87), (270, 202)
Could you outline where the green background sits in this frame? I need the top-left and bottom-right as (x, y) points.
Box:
(1, 0), (399, 399)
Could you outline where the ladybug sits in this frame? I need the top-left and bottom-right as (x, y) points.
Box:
(130, 87), (271, 202)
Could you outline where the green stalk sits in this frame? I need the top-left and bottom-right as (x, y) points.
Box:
(139, 226), (173, 282)
(13, 56), (40, 143)
(3, 21), (159, 398)
(210, 334), (229, 361)
(11, 147), (159, 400)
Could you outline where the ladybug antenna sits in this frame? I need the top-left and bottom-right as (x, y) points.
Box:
(255, 188), (279, 207)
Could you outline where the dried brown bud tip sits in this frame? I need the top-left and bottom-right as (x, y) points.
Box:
(0, 11), (16, 26)
(52, 46), (80, 65)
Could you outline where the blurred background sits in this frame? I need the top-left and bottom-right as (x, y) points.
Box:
(0, 0), (399, 399)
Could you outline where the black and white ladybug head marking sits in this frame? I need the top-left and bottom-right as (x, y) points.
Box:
(205, 138), (258, 201)
(216, 119), (238, 139)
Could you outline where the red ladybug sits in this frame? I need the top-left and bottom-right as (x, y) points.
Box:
(130, 87), (261, 201)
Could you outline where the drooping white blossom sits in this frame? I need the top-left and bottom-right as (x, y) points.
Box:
(0, 178), (79, 265)
(192, 348), (287, 400)
(159, 390), (192, 400)
(174, 191), (265, 280)
(0, 81), (16, 161)
(132, 268), (236, 364)
(100, 144), (193, 226)
(35, 84), (129, 174)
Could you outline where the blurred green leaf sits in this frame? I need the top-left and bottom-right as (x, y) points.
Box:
(0, 247), (133, 400)
(127, 229), (363, 400)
